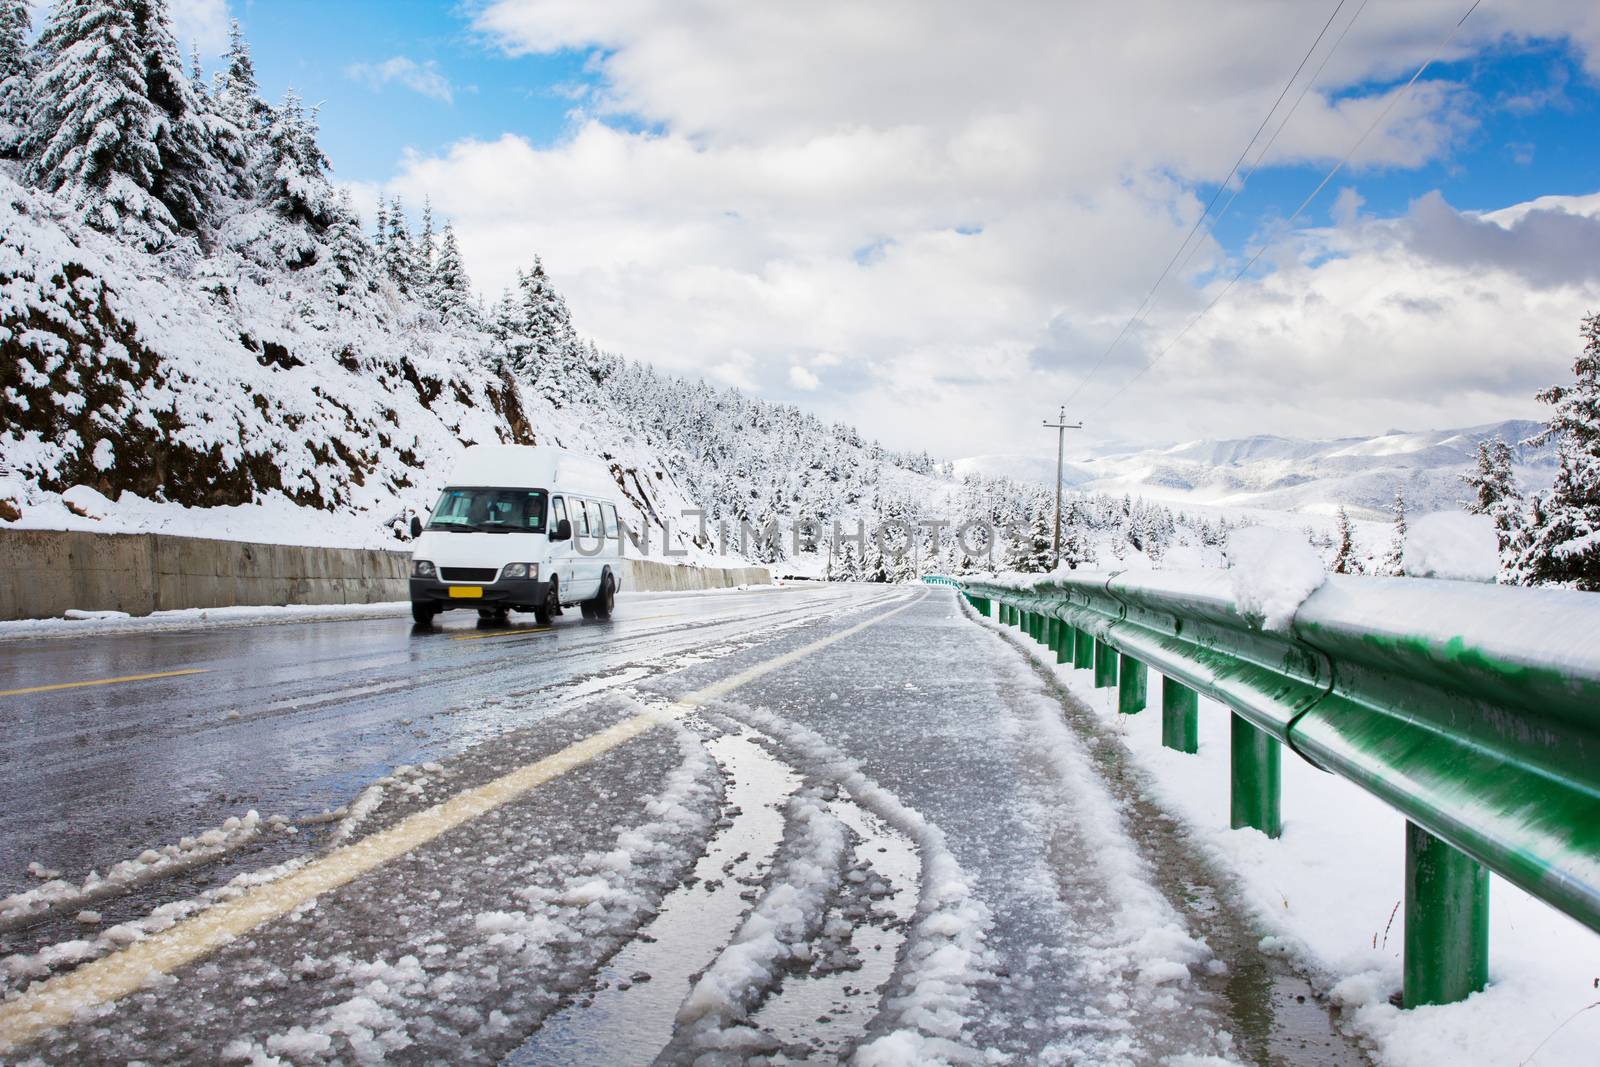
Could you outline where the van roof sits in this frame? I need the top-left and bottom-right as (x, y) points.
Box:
(447, 445), (618, 499)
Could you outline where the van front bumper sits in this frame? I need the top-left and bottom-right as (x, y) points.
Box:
(409, 577), (550, 610)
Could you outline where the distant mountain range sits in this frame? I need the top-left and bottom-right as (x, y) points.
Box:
(956, 420), (1557, 519)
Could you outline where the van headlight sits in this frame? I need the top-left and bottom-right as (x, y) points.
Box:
(501, 563), (539, 580)
(412, 559), (436, 578)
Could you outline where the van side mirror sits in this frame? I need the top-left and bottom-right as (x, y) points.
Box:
(409, 515), (423, 539)
(551, 518), (572, 542)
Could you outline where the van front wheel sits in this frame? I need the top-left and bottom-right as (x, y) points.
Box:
(411, 602), (438, 626)
(534, 580), (560, 627)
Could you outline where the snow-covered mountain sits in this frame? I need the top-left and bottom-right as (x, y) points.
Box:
(958, 422), (1558, 520)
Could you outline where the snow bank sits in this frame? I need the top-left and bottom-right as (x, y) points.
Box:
(1224, 526), (1326, 630)
(1402, 512), (1498, 582)
(975, 603), (1600, 1067)
(0, 601), (410, 641)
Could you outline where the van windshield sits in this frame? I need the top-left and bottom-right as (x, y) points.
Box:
(427, 488), (547, 533)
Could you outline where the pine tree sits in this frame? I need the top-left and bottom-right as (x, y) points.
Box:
(323, 189), (375, 300)
(382, 196), (415, 293)
(417, 196), (436, 295)
(374, 197), (389, 253)
(133, 0), (217, 235)
(1331, 506), (1358, 575)
(432, 223), (478, 326)
(27, 0), (169, 243)
(1381, 490), (1407, 576)
(1521, 313), (1600, 590)
(207, 20), (261, 198)
(1025, 508), (1054, 572)
(259, 90), (335, 232)
(1462, 436), (1525, 582)
(863, 540), (889, 583)
(0, 0), (34, 158)
(26, 0), (217, 247)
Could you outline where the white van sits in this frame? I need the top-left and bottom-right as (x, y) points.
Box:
(407, 445), (625, 627)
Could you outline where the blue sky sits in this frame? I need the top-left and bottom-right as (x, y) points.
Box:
(179, 1), (1600, 454)
(227, 1), (589, 185)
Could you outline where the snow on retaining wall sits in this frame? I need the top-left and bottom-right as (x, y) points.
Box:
(0, 531), (770, 621)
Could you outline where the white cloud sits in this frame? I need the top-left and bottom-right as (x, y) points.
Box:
(169, 0), (232, 57)
(788, 365), (820, 391)
(380, 1), (1600, 459)
(346, 57), (455, 104)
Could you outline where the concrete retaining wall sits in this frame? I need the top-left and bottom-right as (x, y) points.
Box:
(0, 529), (770, 621)
(619, 558), (771, 593)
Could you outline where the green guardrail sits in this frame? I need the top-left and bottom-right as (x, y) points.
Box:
(961, 569), (1600, 1009)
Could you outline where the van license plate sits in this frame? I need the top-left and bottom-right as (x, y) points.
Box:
(449, 586), (484, 599)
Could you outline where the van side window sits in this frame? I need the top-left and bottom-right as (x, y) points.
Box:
(576, 499), (593, 537)
(552, 496), (568, 533)
(602, 504), (619, 538)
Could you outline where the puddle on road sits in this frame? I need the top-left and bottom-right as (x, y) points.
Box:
(503, 722), (799, 1067)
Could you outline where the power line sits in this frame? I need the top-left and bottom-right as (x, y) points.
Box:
(1095, 0), (1488, 409)
(1161, 0), (1371, 292)
(1061, 0), (1349, 410)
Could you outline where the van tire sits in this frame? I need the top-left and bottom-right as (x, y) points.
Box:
(534, 579), (560, 626)
(411, 602), (437, 626)
(585, 573), (615, 620)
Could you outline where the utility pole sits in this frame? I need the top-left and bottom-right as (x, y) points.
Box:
(1043, 406), (1083, 570)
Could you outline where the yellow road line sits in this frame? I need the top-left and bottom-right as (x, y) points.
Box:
(0, 669), (209, 699)
(0, 712), (662, 1056)
(0, 588), (926, 1056)
(449, 627), (555, 642)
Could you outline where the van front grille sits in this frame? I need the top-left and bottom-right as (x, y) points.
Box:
(440, 567), (498, 583)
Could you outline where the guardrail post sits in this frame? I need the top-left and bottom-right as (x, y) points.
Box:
(1161, 677), (1199, 754)
(1118, 654), (1147, 714)
(1036, 614), (1048, 646)
(1073, 626), (1093, 669)
(1045, 616), (1058, 653)
(1230, 714), (1281, 838)
(1056, 622), (1073, 665)
(1404, 822), (1489, 1007)
(1094, 639), (1119, 688)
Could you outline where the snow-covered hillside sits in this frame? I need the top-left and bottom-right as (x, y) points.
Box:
(959, 421), (1558, 520)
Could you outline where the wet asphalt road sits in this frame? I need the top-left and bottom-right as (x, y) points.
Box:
(0, 584), (877, 898)
(0, 585), (1372, 1065)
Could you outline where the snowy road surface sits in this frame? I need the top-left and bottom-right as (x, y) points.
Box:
(0, 585), (1370, 1064)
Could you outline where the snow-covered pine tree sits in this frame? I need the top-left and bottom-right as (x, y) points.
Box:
(27, 0), (177, 247)
(1462, 436), (1525, 582)
(133, 0), (218, 236)
(323, 189), (376, 302)
(382, 197), (416, 293)
(216, 19), (270, 135)
(374, 196), (388, 253)
(0, 0), (33, 158)
(1381, 490), (1407, 576)
(259, 91), (335, 232)
(1025, 507), (1054, 572)
(863, 540), (889, 583)
(1521, 312), (1600, 590)
(417, 197), (437, 300)
(1331, 506), (1358, 574)
(206, 20), (262, 199)
(432, 223), (478, 326)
